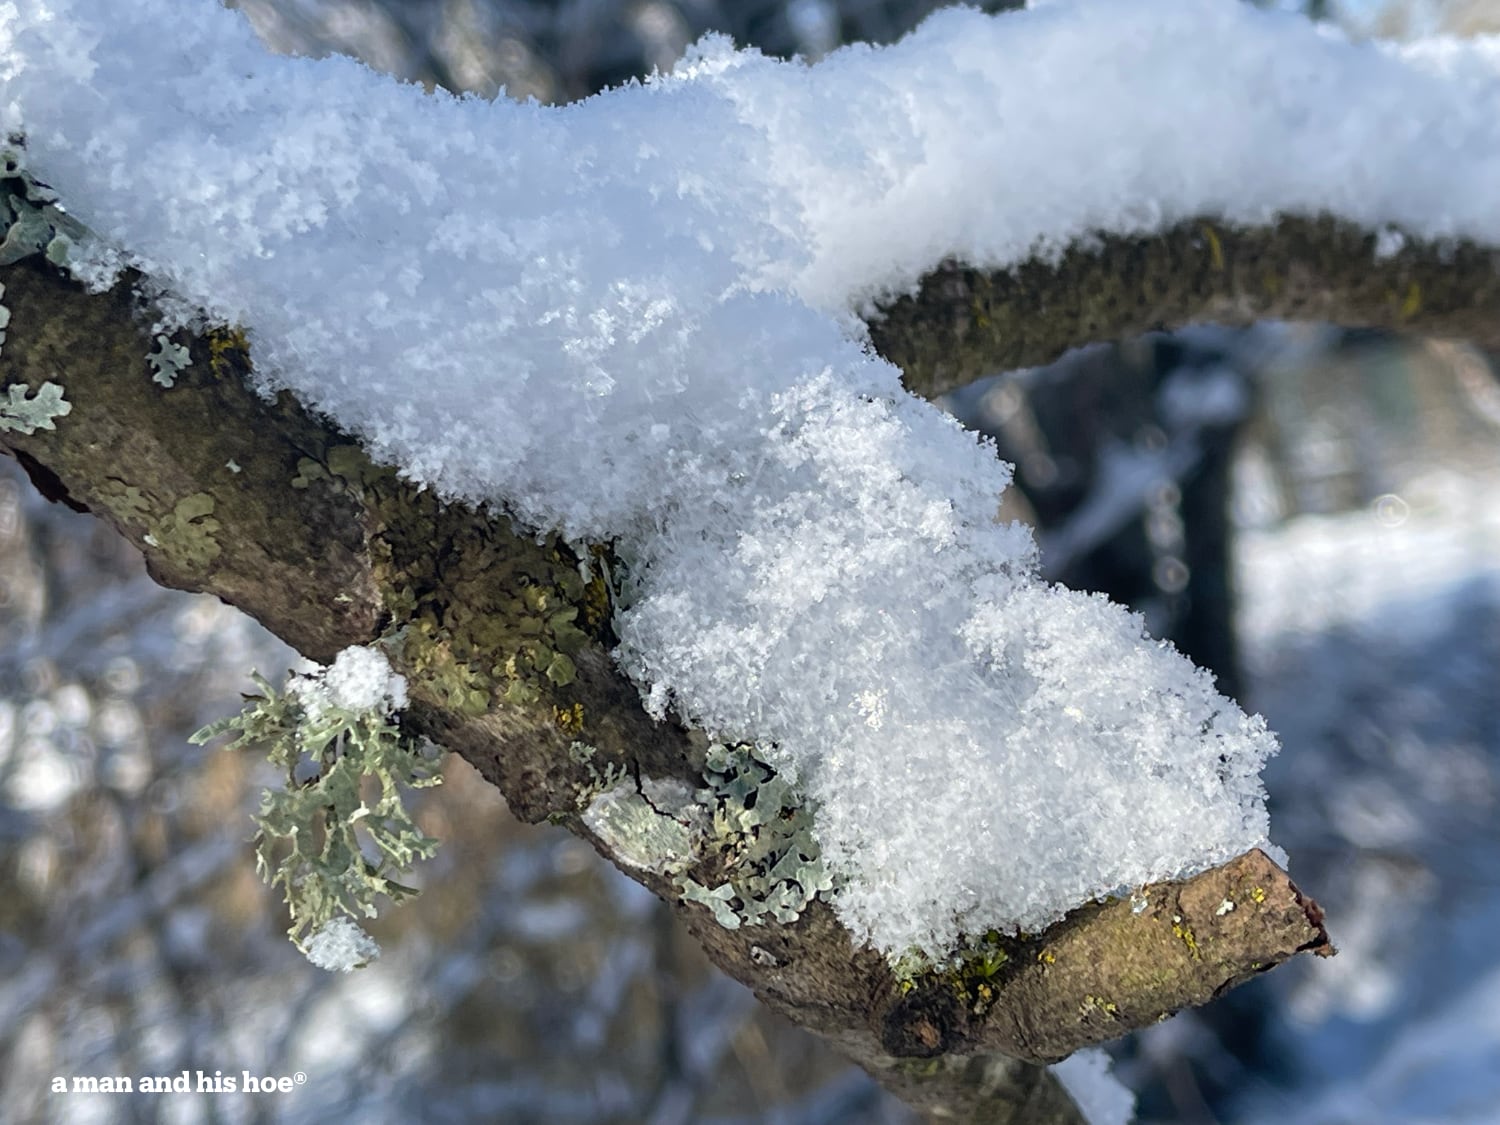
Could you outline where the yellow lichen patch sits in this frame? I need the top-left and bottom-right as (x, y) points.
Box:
(1171, 914), (1200, 958)
(150, 492), (222, 567)
(95, 481), (153, 527)
(895, 1058), (944, 1079)
(971, 294), (993, 333)
(207, 325), (251, 382)
(281, 436), (619, 763)
(1250, 885), (1266, 904)
(1037, 950), (1056, 965)
(401, 623), (493, 716)
(554, 702), (585, 735)
(1400, 280), (1422, 320)
(582, 566), (612, 631)
(289, 457), (329, 491)
(100, 485), (222, 571)
(1080, 994), (1119, 1018)
(1200, 223), (1225, 272)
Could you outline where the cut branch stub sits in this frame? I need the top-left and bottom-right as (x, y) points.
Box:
(871, 848), (1331, 1065)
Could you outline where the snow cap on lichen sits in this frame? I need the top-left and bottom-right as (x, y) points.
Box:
(303, 916), (381, 973)
(289, 645), (407, 722)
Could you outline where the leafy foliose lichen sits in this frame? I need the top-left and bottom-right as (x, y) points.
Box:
(147, 333), (192, 387)
(290, 442), (611, 720)
(0, 381), (71, 434)
(582, 777), (701, 875)
(567, 739), (627, 803)
(190, 652), (443, 962)
(144, 492), (222, 567)
(676, 743), (838, 930)
(1, 136), (91, 269)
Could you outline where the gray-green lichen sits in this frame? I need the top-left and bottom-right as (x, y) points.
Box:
(566, 738), (627, 806)
(190, 664), (442, 955)
(0, 380), (71, 434)
(1, 138), (90, 269)
(147, 333), (192, 387)
(677, 743), (837, 931)
(582, 777), (701, 875)
(142, 492), (222, 567)
(289, 442), (610, 719)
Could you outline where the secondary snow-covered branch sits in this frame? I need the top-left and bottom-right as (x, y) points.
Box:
(874, 216), (1500, 400)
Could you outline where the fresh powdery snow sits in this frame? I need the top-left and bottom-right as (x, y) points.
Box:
(9, 0), (1491, 958)
(302, 915), (381, 973)
(288, 645), (408, 724)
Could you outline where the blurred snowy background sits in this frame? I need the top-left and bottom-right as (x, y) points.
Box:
(4, 1), (1500, 1122)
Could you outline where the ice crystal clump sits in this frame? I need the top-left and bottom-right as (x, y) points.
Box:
(303, 915), (381, 973)
(291, 644), (409, 721)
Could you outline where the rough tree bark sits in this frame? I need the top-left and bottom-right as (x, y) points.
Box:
(12, 209), (1463, 1121)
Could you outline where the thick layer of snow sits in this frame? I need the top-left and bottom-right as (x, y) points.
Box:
(17, 0), (1472, 955)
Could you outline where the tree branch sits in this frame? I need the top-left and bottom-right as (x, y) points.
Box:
(2, 209), (1350, 1118)
(871, 214), (1500, 398)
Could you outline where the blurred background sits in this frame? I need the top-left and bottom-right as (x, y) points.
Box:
(4, 1), (1500, 1122)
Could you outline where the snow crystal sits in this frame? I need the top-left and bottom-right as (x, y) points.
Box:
(303, 916), (381, 973)
(289, 646), (407, 721)
(14, 0), (1464, 955)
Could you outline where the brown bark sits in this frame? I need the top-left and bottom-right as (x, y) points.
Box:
(0, 210), (1371, 1120)
(872, 215), (1500, 399)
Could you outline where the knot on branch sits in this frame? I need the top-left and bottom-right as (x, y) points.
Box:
(880, 983), (967, 1058)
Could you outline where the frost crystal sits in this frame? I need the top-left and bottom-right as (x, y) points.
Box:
(303, 916), (380, 973)
(0, 0), (1418, 957)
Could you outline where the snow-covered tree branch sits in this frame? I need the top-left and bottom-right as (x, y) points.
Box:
(0, 242), (1329, 1121)
(875, 215), (1500, 400)
(14, 0), (1498, 1117)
